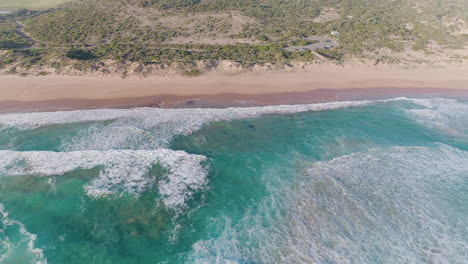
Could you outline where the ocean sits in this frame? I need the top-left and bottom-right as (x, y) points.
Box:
(0, 97), (466, 264)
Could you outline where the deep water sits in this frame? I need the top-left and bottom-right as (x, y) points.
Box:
(0, 97), (466, 264)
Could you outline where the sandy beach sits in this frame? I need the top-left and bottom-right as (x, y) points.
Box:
(1, 63), (467, 112)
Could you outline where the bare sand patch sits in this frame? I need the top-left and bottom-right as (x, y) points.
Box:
(312, 8), (341, 23)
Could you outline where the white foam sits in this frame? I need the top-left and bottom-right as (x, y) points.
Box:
(0, 203), (47, 264)
(0, 99), (405, 150)
(0, 100), (382, 127)
(0, 150), (208, 209)
(0, 216), (12, 263)
(189, 144), (468, 263)
(279, 144), (468, 264)
(406, 98), (468, 137)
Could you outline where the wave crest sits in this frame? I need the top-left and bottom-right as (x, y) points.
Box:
(0, 150), (208, 209)
(0, 99), (402, 150)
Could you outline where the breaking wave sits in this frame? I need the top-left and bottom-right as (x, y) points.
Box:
(0, 150), (208, 209)
(0, 100), (386, 128)
(189, 144), (468, 264)
(406, 98), (468, 138)
(0, 99), (404, 150)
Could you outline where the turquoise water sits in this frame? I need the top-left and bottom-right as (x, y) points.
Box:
(0, 97), (467, 264)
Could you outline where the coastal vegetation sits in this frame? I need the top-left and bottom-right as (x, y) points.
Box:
(65, 48), (96, 60)
(0, 0), (75, 9)
(0, 0), (467, 76)
(92, 43), (314, 64)
(0, 21), (29, 48)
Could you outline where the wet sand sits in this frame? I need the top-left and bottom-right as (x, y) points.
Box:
(1, 87), (467, 113)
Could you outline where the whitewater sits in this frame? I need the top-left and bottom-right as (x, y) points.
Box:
(0, 97), (466, 263)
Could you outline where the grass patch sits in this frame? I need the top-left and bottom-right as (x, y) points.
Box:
(182, 68), (202, 77)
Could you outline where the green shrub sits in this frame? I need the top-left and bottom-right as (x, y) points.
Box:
(65, 48), (96, 60)
(255, 35), (269, 41)
(182, 68), (202, 77)
(0, 40), (27, 49)
(412, 39), (428, 51)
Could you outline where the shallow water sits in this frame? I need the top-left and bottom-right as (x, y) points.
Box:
(0, 97), (466, 263)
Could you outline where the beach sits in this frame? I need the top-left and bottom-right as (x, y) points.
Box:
(1, 63), (468, 112)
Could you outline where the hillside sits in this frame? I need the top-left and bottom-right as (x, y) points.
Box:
(0, 0), (467, 77)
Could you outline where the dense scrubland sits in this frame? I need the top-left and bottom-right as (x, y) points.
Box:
(0, 0), (467, 76)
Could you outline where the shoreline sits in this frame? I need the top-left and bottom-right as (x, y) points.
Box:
(1, 64), (468, 113)
(1, 87), (467, 114)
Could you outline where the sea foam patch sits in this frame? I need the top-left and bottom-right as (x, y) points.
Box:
(0, 99), (408, 128)
(0, 203), (47, 264)
(0, 99), (405, 150)
(0, 100), (379, 127)
(0, 150), (208, 209)
(188, 144), (468, 264)
(278, 144), (468, 264)
(406, 98), (468, 137)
